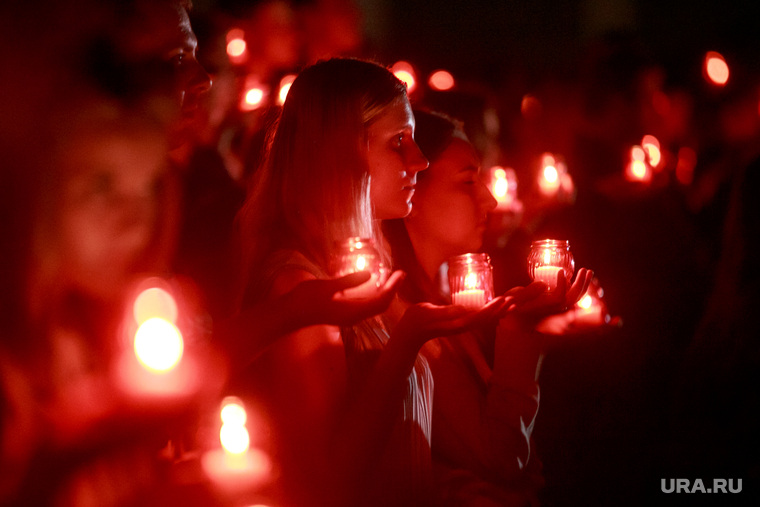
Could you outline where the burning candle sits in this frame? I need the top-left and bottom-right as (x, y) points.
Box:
(115, 279), (197, 397)
(333, 237), (388, 299)
(625, 145), (652, 183)
(528, 240), (574, 291)
(448, 253), (494, 309)
(202, 397), (272, 493)
(574, 277), (609, 325)
(490, 166), (519, 211)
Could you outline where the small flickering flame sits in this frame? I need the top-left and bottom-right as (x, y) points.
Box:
(355, 255), (367, 271)
(577, 294), (593, 310)
(391, 61), (417, 93)
(244, 88), (264, 107)
(464, 271), (479, 290)
(133, 317), (184, 373)
(220, 397), (251, 462)
(641, 135), (662, 168)
(626, 145), (652, 183)
(538, 153), (565, 195)
(220, 423), (250, 456)
(133, 287), (178, 325)
(493, 168), (508, 198)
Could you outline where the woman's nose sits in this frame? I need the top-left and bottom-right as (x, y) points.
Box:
(479, 179), (498, 212)
(406, 141), (429, 175)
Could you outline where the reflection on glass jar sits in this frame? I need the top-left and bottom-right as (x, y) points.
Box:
(332, 237), (388, 299)
(527, 239), (574, 290)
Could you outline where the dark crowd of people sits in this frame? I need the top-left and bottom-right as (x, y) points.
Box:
(1, 1), (758, 506)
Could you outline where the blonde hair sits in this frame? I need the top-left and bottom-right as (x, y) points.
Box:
(237, 58), (407, 303)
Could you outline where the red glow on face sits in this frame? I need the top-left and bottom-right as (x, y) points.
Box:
(704, 51), (729, 86)
(391, 61), (417, 93)
(676, 147), (697, 185)
(428, 70), (455, 91)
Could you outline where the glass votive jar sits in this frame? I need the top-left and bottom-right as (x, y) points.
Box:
(527, 239), (574, 290)
(448, 253), (494, 309)
(332, 237), (388, 299)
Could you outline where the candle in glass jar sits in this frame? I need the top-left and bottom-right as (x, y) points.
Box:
(449, 253), (494, 309)
(333, 237), (387, 299)
(527, 239), (574, 291)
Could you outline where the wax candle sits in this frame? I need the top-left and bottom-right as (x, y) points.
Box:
(333, 237), (388, 299)
(448, 253), (494, 309)
(452, 289), (487, 309)
(533, 266), (562, 289)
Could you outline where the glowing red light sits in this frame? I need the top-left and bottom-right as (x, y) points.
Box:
(704, 51), (729, 86)
(641, 135), (662, 168)
(676, 147), (697, 185)
(428, 70), (455, 91)
(391, 61), (417, 94)
(227, 39), (246, 58)
(521, 94), (542, 120)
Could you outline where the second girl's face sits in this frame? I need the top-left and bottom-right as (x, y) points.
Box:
(406, 136), (497, 256)
(57, 127), (171, 301)
(366, 97), (429, 220)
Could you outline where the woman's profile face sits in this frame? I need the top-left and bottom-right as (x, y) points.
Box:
(406, 136), (497, 256)
(366, 97), (429, 220)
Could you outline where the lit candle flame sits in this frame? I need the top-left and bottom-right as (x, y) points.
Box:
(134, 317), (184, 372)
(578, 294), (593, 310)
(220, 423), (250, 456)
(464, 271), (479, 290)
(133, 287), (178, 325)
(355, 255), (367, 271)
(391, 61), (417, 93)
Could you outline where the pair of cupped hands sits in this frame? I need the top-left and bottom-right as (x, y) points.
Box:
(285, 267), (620, 349)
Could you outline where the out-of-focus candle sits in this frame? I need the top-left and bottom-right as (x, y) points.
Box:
(202, 397), (272, 492)
(489, 166), (520, 211)
(333, 237), (388, 299)
(528, 240), (574, 291)
(448, 253), (494, 309)
(574, 277), (609, 325)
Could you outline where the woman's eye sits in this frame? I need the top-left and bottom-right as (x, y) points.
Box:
(168, 53), (185, 68)
(393, 133), (404, 146)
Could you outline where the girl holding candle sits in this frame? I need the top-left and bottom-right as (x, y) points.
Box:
(235, 58), (507, 506)
(383, 110), (597, 506)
